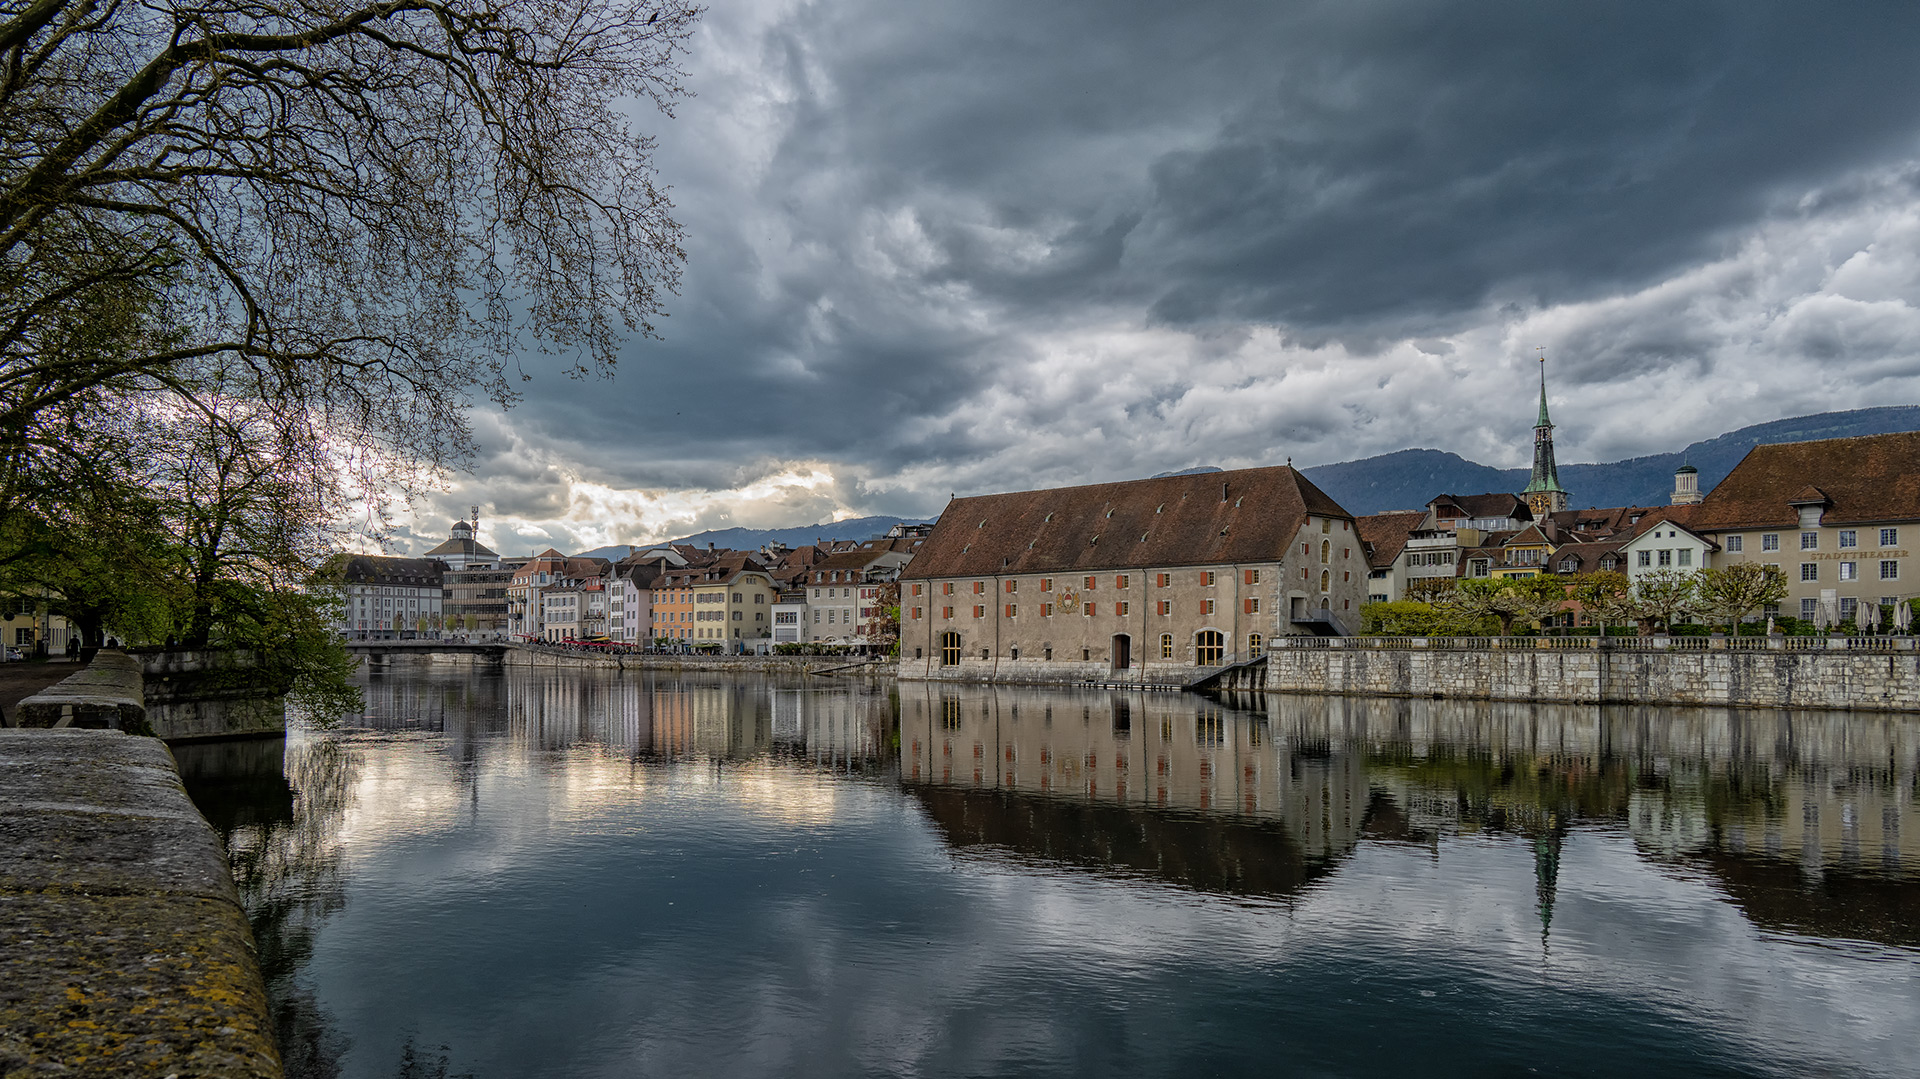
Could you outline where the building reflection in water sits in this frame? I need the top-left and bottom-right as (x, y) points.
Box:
(900, 686), (1920, 946)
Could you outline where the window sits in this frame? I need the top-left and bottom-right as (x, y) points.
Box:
(1244, 569), (1261, 585)
(941, 606), (953, 619)
(814, 610), (823, 623)
(1245, 597), (1260, 614)
(1637, 551), (1652, 568)
(1115, 575), (1130, 589)
(1156, 573), (1170, 588)
(1009, 647), (1019, 661)
(1882, 560), (1900, 580)
(1801, 532), (1819, 550)
(911, 607), (922, 619)
(1042, 603), (1054, 616)
(1202, 598), (1216, 615)
(1320, 570), (1330, 592)
(1320, 541), (1330, 564)
(1802, 563), (1819, 581)
(1084, 576), (1096, 590)
(1160, 633), (1174, 659)
(1195, 630), (1224, 665)
(1840, 597), (1858, 621)
(973, 581), (985, 594)
(1881, 528), (1899, 546)
(940, 632), (961, 666)
(1762, 534), (1780, 552)
(1002, 579), (1016, 594)
(1116, 602), (1129, 616)
(1083, 603), (1094, 618)
(912, 583), (923, 596)
(1801, 598), (1818, 620)
(1321, 518), (1331, 534)
(1559, 558), (1578, 573)
(973, 605), (985, 618)
(1158, 600), (1171, 616)
(1200, 571), (1215, 586)
(1005, 604), (1017, 617)
(943, 582), (954, 595)
(1839, 562), (1858, 582)
(1657, 550), (1672, 567)
(1677, 549), (1692, 567)
(1041, 577), (1054, 591)
(1247, 633), (1263, 657)
(1840, 530), (1858, 549)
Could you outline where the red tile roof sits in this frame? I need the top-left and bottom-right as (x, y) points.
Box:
(1690, 432), (1920, 529)
(902, 465), (1353, 580)
(1356, 511), (1424, 568)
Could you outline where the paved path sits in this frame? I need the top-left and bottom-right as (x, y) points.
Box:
(0, 661), (78, 725)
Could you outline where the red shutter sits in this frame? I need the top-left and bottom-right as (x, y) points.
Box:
(1244, 569), (1255, 585)
(1243, 598), (1255, 614)
(1004, 580), (1014, 593)
(1005, 604), (1015, 617)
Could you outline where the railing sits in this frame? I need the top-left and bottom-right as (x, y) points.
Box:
(1271, 634), (1918, 653)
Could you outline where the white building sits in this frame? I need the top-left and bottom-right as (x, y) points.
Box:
(1618, 517), (1717, 583)
(332, 555), (446, 639)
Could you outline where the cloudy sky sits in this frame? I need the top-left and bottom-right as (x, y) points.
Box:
(399, 1), (1920, 556)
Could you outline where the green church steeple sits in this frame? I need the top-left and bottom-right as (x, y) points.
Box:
(1521, 354), (1569, 516)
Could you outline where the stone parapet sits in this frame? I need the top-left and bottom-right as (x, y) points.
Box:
(1258, 638), (1920, 711)
(7, 650), (149, 734)
(0, 729), (281, 1077)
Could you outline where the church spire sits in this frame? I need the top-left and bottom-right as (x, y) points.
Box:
(1521, 352), (1570, 516)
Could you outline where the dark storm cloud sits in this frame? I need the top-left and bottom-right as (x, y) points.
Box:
(425, 0), (1920, 546)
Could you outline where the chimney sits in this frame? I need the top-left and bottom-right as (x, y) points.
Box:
(1670, 465), (1702, 506)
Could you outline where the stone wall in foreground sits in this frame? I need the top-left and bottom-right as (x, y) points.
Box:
(1248, 638), (1920, 712)
(0, 729), (281, 1077)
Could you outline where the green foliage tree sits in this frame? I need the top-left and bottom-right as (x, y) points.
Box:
(1440, 576), (1565, 635)
(1572, 570), (1634, 636)
(1629, 569), (1698, 633)
(1694, 563), (1788, 634)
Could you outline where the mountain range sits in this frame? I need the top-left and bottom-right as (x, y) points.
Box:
(1299, 405), (1920, 516)
(571, 406), (1920, 557)
(575, 516), (930, 561)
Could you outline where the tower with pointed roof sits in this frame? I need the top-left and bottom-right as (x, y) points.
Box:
(1521, 355), (1570, 516)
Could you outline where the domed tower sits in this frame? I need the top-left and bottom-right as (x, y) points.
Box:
(1670, 464), (1702, 506)
(1520, 354), (1571, 517)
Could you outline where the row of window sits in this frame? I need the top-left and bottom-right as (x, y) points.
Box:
(930, 630), (1264, 666)
(916, 569), (1257, 597)
(1729, 528), (1900, 554)
(921, 597), (1268, 619)
(1800, 597), (1903, 620)
(1799, 561), (1900, 582)
(1637, 549), (1695, 568)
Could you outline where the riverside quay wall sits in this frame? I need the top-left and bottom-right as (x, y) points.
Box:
(1241, 636), (1920, 712)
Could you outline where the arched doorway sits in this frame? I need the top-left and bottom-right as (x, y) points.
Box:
(939, 631), (961, 666)
(1195, 629), (1224, 665)
(1111, 633), (1131, 670)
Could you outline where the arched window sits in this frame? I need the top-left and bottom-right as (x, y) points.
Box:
(1160, 633), (1174, 659)
(939, 631), (962, 666)
(1248, 633), (1263, 657)
(1320, 540), (1330, 564)
(1320, 570), (1330, 593)
(1195, 630), (1224, 665)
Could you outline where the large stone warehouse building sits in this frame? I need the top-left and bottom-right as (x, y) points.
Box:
(897, 465), (1366, 682)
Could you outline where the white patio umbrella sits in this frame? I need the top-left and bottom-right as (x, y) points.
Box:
(1863, 601), (1881, 634)
(1897, 600), (1913, 634)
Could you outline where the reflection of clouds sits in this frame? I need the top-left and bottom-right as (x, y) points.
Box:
(283, 669), (1920, 1077)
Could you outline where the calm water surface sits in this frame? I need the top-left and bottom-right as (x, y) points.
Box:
(180, 664), (1920, 1078)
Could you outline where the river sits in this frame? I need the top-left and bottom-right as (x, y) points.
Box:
(179, 663), (1920, 1078)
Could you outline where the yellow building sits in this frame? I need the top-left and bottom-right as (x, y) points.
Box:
(674, 553), (775, 648)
